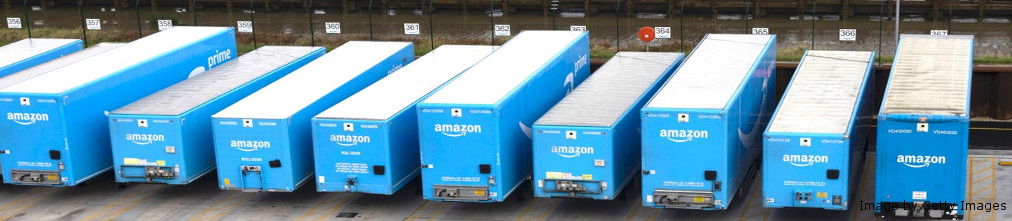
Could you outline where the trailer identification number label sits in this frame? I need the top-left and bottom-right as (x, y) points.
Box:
(913, 191), (927, 200)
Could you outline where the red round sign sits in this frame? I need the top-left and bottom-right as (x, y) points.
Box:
(638, 27), (656, 42)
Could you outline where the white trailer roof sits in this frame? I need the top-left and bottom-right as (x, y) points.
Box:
(421, 31), (586, 105)
(646, 34), (773, 110)
(113, 46), (323, 116)
(0, 38), (81, 70)
(1, 27), (231, 94)
(767, 50), (874, 134)
(881, 34), (974, 115)
(536, 52), (683, 127)
(316, 45), (496, 121)
(213, 41), (412, 120)
(0, 43), (122, 90)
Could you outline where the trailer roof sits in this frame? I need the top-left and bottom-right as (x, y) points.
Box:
(213, 41), (412, 119)
(316, 45), (496, 121)
(113, 46), (323, 116)
(881, 34), (973, 115)
(1, 27), (232, 94)
(0, 43), (122, 90)
(0, 38), (81, 70)
(535, 52), (682, 127)
(645, 34), (773, 110)
(421, 31), (586, 105)
(767, 50), (874, 134)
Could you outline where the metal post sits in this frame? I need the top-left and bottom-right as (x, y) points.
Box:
(428, 0), (434, 50)
(78, 0), (88, 47)
(368, 0), (373, 40)
(307, 0), (315, 46)
(811, 1), (815, 49)
(551, 0), (558, 30)
(191, 0), (198, 25)
(679, 0), (684, 52)
(879, 1), (883, 65)
(489, 0), (494, 46)
(615, 0), (620, 53)
(135, 0), (142, 38)
(745, 1), (751, 34)
(22, 0), (31, 38)
(248, 0), (256, 49)
(894, 0), (899, 44)
(947, 1), (952, 31)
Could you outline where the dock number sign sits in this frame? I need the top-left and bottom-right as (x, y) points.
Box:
(494, 24), (510, 36)
(157, 20), (173, 31)
(237, 21), (253, 33)
(839, 29), (857, 41)
(655, 27), (670, 39)
(6, 17), (21, 29)
(325, 22), (341, 34)
(86, 19), (101, 30)
(404, 23), (420, 35)
(752, 28), (769, 35)
(930, 30), (948, 36)
(570, 25), (587, 32)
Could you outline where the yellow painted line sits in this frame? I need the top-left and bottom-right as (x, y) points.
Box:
(971, 174), (995, 186)
(295, 194), (354, 221)
(312, 195), (355, 221)
(425, 201), (452, 221)
(971, 184), (995, 196)
(403, 201), (432, 221)
(737, 187), (760, 221)
(0, 188), (48, 212)
(623, 202), (659, 221)
(0, 188), (57, 220)
(82, 185), (165, 221)
(532, 200), (562, 221)
(187, 191), (256, 221)
(972, 165), (995, 176)
(999, 161), (1012, 166)
(515, 198), (540, 220)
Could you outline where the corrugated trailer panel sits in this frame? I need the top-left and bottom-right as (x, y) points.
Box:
(0, 38), (83, 77)
(108, 46), (325, 185)
(417, 31), (590, 203)
(0, 27), (237, 186)
(211, 41), (413, 192)
(762, 50), (875, 210)
(874, 34), (973, 219)
(311, 45), (496, 195)
(0, 43), (122, 90)
(641, 34), (776, 210)
(532, 52), (684, 200)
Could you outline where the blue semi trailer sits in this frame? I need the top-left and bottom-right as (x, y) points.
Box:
(211, 41), (413, 192)
(108, 46), (324, 185)
(0, 27), (237, 186)
(416, 31), (590, 202)
(875, 34), (974, 219)
(311, 45), (496, 195)
(762, 50), (876, 210)
(0, 43), (122, 90)
(641, 34), (776, 210)
(0, 38), (83, 77)
(532, 52), (684, 200)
